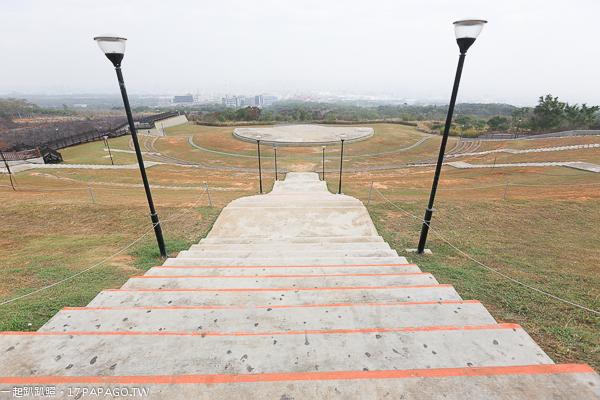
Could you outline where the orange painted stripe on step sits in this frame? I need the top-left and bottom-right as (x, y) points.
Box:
(130, 273), (431, 279)
(0, 323), (522, 337)
(152, 264), (416, 268)
(170, 257), (405, 260)
(102, 284), (452, 292)
(184, 249), (395, 252)
(62, 300), (480, 311)
(1, 364), (594, 385)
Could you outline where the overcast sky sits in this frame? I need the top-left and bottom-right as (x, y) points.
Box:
(1, 0), (599, 106)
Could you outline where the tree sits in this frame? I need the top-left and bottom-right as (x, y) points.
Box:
(234, 108), (252, 121)
(531, 95), (566, 130)
(454, 115), (473, 129)
(487, 116), (510, 132)
(325, 113), (337, 123)
(299, 110), (312, 121)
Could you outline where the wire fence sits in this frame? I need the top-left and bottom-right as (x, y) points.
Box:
(371, 186), (600, 316)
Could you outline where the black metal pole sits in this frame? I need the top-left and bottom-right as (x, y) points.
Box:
(107, 140), (114, 165)
(257, 139), (263, 193)
(274, 145), (278, 181)
(322, 146), (325, 181)
(338, 139), (345, 194)
(114, 66), (167, 257)
(56, 128), (63, 149)
(416, 51), (467, 254)
(0, 150), (15, 191)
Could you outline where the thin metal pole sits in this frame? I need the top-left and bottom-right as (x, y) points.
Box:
(367, 180), (374, 206)
(106, 139), (114, 165)
(322, 146), (325, 181)
(257, 139), (263, 193)
(56, 128), (63, 149)
(338, 139), (345, 194)
(0, 150), (15, 191)
(417, 53), (467, 254)
(88, 184), (95, 204)
(115, 66), (167, 258)
(503, 180), (510, 200)
(274, 146), (278, 181)
(206, 182), (212, 207)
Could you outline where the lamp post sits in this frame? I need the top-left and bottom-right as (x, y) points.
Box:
(322, 145), (326, 181)
(103, 135), (114, 165)
(460, 124), (464, 140)
(416, 19), (487, 255)
(516, 119), (521, 139)
(338, 134), (346, 194)
(256, 135), (263, 193)
(55, 128), (62, 149)
(94, 34), (167, 258)
(273, 145), (278, 181)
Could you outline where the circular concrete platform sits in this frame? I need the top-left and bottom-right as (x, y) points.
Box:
(233, 124), (374, 147)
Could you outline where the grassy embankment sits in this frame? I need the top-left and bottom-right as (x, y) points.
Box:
(0, 122), (598, 371)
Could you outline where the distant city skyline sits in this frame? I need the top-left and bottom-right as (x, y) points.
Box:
(2, 1), (600, 108)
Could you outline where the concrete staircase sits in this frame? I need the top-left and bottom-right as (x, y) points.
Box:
(1, 172), (598, 399)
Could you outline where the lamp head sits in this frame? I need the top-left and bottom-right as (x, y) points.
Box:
(453, 19), (487, 54)
(94, 35), (127, 67)
(322, 145), (326, 150)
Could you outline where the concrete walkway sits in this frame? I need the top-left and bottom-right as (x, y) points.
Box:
(446, 161), (600, 173)
(0, 172), (599, 399)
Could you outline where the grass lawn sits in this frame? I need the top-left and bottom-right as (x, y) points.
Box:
(0, 123), (598, 372)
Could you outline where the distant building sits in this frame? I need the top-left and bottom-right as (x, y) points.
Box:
(222, 97), (238, 108)
(213, 92), (226, 105)
(263, 96), (277, 106)
(173, 95), (194, 104)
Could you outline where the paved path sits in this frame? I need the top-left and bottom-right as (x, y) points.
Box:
(0, 161), (163, 174)
(447, 161), (600, 173)
(1, 172), (598, 398)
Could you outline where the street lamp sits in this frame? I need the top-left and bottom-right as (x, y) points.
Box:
(416, 19), (487, 255)
(94, 34), (167, 258)
(338, 134), (346, 194)
(516, 119), (522, 139)
(460, 124), (464, 140)
(256, 135), (263, 193)
(55, 128), (63, 149)
(273, 145), (278, 181)
(322, 145), (326, 181)
(103, 135), (114, 165)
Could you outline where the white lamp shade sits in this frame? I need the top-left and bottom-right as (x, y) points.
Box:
(94, 35), (127, 54)
(453, 19), (487, 39)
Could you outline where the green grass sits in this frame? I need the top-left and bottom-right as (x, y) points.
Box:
(367, 199), (600, 370)
(1, 121), (599, 373)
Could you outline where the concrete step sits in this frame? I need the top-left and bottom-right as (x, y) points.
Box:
(175, 249), (399, 259)
(39, 300), (496, 333)
(0, 324), (554, 377)
(188, 242), (392, 251)
(225, 200), (365, 208)
(87, 285), (462, 307)
(162, 257), (409, 266)
(199, 236), (385, 244)
(120, 273), (438, 290)
(7, 365), (596, 399)
(144, 264), (422, 276)
(207, 207), (379, 238)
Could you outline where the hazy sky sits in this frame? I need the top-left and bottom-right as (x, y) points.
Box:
(2, 0), (599, 106)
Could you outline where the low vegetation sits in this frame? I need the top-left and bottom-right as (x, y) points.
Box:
(0, 123), (598, 372)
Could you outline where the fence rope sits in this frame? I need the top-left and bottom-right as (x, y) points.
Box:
(372, 186), (600, 316)
(377, 181), (600, 191)
(0, 187), (207, 307)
